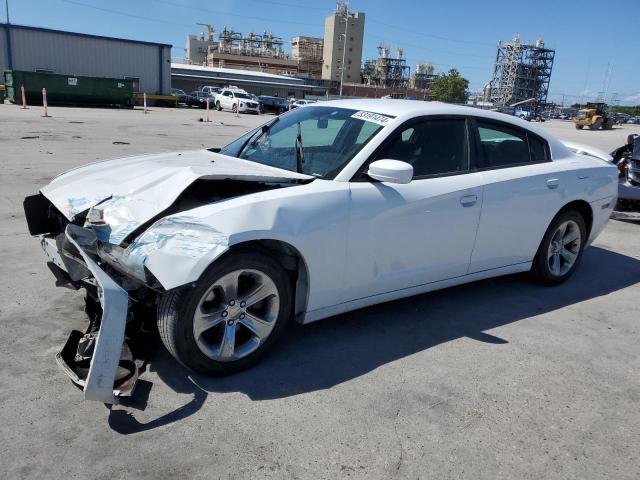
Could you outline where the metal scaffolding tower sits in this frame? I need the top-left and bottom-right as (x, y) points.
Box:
(487, 34), (555, 111)
(361, 45), (411, 88)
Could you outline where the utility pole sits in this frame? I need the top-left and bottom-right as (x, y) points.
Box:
(339, 5), (349, 97)
(5, 0), (9, 23)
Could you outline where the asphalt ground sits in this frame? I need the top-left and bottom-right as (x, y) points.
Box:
(1, 103), (639, 479)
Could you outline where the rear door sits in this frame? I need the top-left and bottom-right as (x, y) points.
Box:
(468, 119), (567, 272)
(346, 116), (484, 301)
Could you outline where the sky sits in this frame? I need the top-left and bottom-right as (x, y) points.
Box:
(5, 0), (640, 105)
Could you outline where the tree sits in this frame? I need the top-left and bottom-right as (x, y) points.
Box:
(430, 69), (469, 103)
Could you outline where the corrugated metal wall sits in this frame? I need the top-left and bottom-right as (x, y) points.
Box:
(0, 25), (8, 71)
(0, 25), (170, 94)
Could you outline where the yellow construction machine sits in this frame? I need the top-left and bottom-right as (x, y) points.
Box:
(572, 102), (614, 130)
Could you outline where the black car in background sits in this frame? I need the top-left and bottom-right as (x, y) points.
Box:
(171, 88), (189, 105)
(187, 91), (213, 108)
(258, 95), (289, 114)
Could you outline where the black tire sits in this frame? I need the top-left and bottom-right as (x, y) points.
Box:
(589, 118), (603, 130)
(232, 104), (238, 113)
(216, 101), (222, 111)
(157, 251), (293, 376)
(575, 124), (584, 129)
(531, 210), (587, 286)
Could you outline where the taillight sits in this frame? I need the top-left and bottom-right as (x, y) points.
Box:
(617, 159), (628, 177)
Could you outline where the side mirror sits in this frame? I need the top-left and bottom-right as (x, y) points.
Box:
(367, 159), (413, 184)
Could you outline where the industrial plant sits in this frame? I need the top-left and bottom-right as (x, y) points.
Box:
(0, 2), (560, 107)
(362, 46), (410, 88)
(484, 34), (555, 112)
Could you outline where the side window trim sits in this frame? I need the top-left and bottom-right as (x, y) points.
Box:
(351, 114), (472, 182)
(472, 117), (552, 170)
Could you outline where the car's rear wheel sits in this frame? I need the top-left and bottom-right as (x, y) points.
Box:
(531, 210), (586, 285)
(157, 252), (293, 375)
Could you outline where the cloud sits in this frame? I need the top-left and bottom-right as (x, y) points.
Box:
(581, 89), (600, 99)
(622, 93), (640, 104)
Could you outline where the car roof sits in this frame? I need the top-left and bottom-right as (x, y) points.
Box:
(314, 99), (572, 159)
(317, 98), (516, 121)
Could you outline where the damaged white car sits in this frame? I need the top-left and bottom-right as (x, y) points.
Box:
(24, 100), (618, 403)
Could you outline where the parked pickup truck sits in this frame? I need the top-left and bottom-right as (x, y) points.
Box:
(214, 88), (260, 114)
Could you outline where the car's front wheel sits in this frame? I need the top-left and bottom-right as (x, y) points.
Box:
(158, 252), (293, 375)
(531, 210), (586, 285)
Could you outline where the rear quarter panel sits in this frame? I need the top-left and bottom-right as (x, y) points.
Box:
(469, 154), (617, 273)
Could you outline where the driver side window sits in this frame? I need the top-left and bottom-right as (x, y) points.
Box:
(374, 118), (469, 178)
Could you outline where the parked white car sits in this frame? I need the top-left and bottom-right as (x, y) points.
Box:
(214, 88), (260, 114)
(200, 85), (221, 98)
(24, 100), (617, 402)
(290, 99), (316, 109)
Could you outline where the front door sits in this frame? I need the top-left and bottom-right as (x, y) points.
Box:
(345, 117), (484, 302)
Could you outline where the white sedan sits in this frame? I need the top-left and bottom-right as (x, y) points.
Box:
(24, 100), (617, 402)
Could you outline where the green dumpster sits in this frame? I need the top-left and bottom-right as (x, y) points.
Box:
(3, 71), (134, 107)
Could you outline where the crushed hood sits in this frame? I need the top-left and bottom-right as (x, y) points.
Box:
(41, 149), (312, 244)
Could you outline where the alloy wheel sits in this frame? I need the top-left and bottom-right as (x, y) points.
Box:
(546, 220), (581, 277)
(192, 269), (280, 362)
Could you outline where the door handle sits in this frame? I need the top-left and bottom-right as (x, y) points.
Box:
(460, 194), (478, 207)
(546, 178), (560, 189)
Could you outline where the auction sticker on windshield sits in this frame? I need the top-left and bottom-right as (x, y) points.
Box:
(351, 111), (393, 126)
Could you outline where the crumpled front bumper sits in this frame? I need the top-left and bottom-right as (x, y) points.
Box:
(48, 227), (137, 403)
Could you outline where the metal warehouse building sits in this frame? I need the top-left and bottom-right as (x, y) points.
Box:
(172, 63), (328, 99)
(0, 23), (171, 95)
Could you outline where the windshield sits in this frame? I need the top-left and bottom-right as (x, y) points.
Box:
(234, 92), (251, 99)
(219, 106), (391, 179)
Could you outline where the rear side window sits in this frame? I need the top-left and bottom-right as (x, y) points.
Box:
(476, 121), (550, 168)
(529, 135), (549, 162)
(477, 122), (530, 168)
(374, 118), (469, 177)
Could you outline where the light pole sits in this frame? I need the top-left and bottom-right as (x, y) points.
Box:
(5, 0), (9, 23)
(338, 6), (348, 97)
